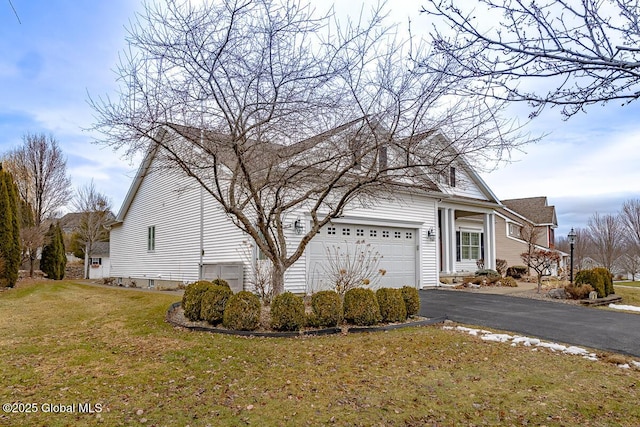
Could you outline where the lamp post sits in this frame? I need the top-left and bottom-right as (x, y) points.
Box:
(567, 228), (576, 284)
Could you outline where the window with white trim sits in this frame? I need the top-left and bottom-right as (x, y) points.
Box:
(460, 231), (481, 260)
(508, 223), (521, 238)
(148, 226), (156, 251)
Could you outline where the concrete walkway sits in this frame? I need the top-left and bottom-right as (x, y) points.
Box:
(419, 289), (640, 357)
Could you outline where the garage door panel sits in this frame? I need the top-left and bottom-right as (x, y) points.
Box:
(308, 223), (417, 290)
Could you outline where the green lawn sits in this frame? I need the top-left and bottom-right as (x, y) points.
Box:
(613, 284), (640, 308)
(615, 280), (640, 288)
(1, 281), (639, 426)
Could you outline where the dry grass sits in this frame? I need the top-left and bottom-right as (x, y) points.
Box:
(1, 280), (639, 426)
(611, 285), (640, 310)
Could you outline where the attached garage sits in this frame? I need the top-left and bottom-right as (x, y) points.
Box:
(306, 221), (418, 290)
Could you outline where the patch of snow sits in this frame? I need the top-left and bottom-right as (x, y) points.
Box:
(564, 346), (589, 356)
(481, 333), (512, 343)
(608, 303), (640, 312)
(441, 325), (640, 368)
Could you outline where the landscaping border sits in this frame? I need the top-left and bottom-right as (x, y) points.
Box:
(166, 302), (446, 337)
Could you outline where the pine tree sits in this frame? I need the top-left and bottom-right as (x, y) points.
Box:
(40, 224), (55, 278)
(0, 166), (21, 287)
(41, 223), (66, 280)
(54, 223), (67, 279)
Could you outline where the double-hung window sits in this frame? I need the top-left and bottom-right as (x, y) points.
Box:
(460, 231), (480, 260)
(148, 226), (156, 251)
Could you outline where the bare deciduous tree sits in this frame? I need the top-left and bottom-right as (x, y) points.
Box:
(421, 0), (640, 118)
(519, 223), (543, 275)
(2, 133), (73, 276)
(73, 180), (112, 279)
(618, 241), (640, 280)
(91, 0), (525, 294)
(521, 249), (561, 293)
(587, 212), (624, 272)
(620, 199), (640, 251)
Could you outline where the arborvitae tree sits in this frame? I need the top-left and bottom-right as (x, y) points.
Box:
(0, 166), (21, 287)
(40, 223), (66, 280)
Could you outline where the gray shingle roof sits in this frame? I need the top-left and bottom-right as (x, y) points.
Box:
(501, 197), (557, 226)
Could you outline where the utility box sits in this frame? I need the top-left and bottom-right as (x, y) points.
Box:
(200, 262), (245, 293)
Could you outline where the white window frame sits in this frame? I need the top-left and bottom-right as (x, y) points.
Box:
(148, 226), (156, 251)
(460, 231), (481, 260)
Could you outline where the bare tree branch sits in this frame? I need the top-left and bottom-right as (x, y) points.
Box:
(73, 180), (113, 279)
(91, 0), (527, 293)
(421, 0), (640, 118)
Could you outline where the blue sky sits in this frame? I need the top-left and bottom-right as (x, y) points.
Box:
(1, 0), (639, 239)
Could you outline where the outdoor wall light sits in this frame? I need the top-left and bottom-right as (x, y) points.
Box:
(294, 219), (304, 235)
(427, 228), (436, 240)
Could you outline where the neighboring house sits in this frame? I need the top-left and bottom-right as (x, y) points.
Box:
(86, 241), (111, 280)
(109, 126), (503, 292)
(494, 196), (565, 274)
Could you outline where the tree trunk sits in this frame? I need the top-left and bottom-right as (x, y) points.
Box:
(270, 260), (286, 296)
(84, 243), (92, 279)
(537, 276), (542, 294)
(29, 255), (35, 278)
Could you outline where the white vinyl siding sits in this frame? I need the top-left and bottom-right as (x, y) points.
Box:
(110, 155), (248, 285)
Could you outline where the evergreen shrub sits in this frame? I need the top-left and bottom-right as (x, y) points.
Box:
(200, 285), (233, 325)
(593, 267), (614, 296)
(40, 223), (66, 280)
(575, 269), (606, 297)
(223, 291), (261, 331)
(211, 278), (230, 288)
(270, 292), (305, 331)
(376, 288), (407, 323)
(343, 288), (381, 326)
(182, 280), (215, 321)
(475, 269), (500, 278)
(309, 290), (342, 327)
(506, 265), (528, 279)
(400, 286), (420, 316)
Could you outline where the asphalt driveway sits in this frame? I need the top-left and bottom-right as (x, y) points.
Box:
(419, 289), (640, 358)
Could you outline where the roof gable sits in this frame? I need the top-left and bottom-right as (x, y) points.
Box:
(501, 197), (558, 227)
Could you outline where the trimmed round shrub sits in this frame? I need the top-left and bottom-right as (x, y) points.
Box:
(211, 278), (230, 288)
(376, 288), (407, 323)
(200, 285), (233, 325)
(223, 291), (261, 331)
(400, 286), (420, 316)
(182, 280), (216, 321)
(506, 265), (528, 279)
(475, 269), (500, 278)
(343, 288), (381, 326)
(309, 290), (342, 327)
(270, 292), (305, 331)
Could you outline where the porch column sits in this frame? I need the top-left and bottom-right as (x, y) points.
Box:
(483, 212), (496, 270)
(447, 208), (457, 274)
(441, 208), (451, 274)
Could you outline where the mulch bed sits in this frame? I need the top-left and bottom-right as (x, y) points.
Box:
(165, 301), (446, 337)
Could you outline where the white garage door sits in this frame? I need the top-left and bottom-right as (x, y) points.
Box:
(307, 222), (417, 290)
